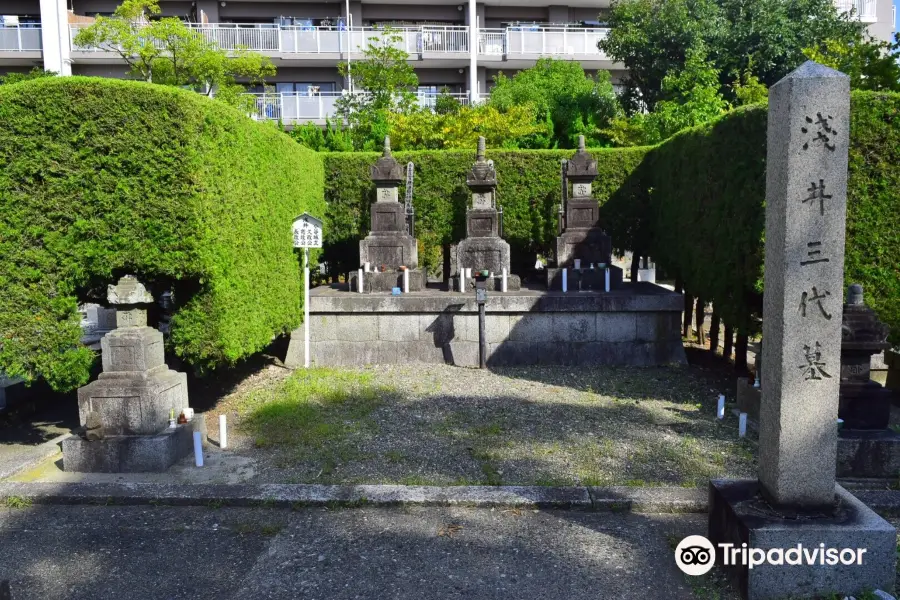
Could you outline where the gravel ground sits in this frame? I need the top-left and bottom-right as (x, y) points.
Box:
(206, 363), (757, 487)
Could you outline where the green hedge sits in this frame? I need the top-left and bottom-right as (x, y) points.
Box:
(322, 147), (649, 277)
(604, 91), (900, 344)
(0, 77), (324, 391)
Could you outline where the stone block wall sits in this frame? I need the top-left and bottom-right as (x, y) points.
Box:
(287, 287), (686, 368)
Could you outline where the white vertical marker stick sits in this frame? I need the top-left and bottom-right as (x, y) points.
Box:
(501, 268), (508, 293)
(738, 413), (748, 438)
(562, 268), (568, 293)
(717, 394), (725, 420)
(402, 269), (409, 293)
(193, 432), (204, 467)
(219, 414), (227, 449)
(357, 268), (363, 293)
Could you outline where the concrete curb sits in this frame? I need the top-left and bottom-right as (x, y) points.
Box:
(0, 481), (708, 513)
(2, 482), (897, 515)
(0, 433), (70, 481)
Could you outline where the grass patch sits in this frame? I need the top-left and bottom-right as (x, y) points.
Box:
(3, 496), (31, 509)
(235, 368), (394, 475)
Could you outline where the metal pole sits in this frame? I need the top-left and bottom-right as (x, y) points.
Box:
(468, 0), (477, 103)
(346, 0), (352, 93)
(478, 302), (486, 369)
(304, 247), (310, 368)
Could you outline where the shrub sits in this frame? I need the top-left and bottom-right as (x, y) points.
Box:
(603, 90), (900, 344)
(322, 147), (648, 278)
(0, 77), (325, 391)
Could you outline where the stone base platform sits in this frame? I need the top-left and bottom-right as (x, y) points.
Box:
(61, 424), (194, 473)
(837, 429), (900, 478)
(285, 282), (686, 368)
(450, 274), (522, 292)
(708, 479), (896, 600)
(546, 266), (624, 291)
(348, 270), (426, 293)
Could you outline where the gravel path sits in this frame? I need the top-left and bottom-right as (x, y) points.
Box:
(207, 363), (757, 487)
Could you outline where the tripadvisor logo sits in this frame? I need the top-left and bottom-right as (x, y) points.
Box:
(674, 535), (869, 576)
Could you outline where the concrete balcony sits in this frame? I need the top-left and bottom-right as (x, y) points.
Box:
(248, 91), (474, 126)
(69, 23), (615, 69)
(0, 25), (43, 65)
(69, 24), (472, 67)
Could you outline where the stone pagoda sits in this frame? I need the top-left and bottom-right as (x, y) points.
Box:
(454, 137), (520, 292)
(62, 275), (193, 472)
(349, 136), (426, 292)
(839, 284), (893, 429)
(547, 136), (622, 291)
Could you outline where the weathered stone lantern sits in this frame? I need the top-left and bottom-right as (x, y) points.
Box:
(62, 275), (193, 472)
(839, 284), (893, 430)
(351, 136), (426, 292)
(454, 137), (520, 291)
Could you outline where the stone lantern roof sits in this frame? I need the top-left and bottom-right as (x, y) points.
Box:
(369, 136), (403, 185)
(565, 135), (598, 183)
(466, 137), (497, 191)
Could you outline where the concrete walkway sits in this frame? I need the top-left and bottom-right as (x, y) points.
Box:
(0, 504), (709, 600)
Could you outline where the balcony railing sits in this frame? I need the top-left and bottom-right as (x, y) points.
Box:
(248, 91), (473, 123)
(505, 26), (609, 57)
(0, 24), (42, 52)
(835, 0), (877, 21)
(70, 23), (611, 59)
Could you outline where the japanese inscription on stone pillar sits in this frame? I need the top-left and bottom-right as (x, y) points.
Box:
(758, 62), (850, 508)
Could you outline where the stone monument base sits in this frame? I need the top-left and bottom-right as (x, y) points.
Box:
(451, 274), (522, 292)
(348, 270), (427, 293)
(285, 282), (686, 368)
(77, 368), (188, 436)
(547, 265), (624, 291)
(837, 429), (900, 478)
(62, 424), (194, 473)
(708, 479), (896, 600)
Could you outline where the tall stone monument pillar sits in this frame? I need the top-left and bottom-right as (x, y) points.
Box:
(454, 137), (521, 291)
(62, 276), (194, 472)
(547, 136), (623, 290)
(708, 62), (895, 599)
(350, 137), (426, 292)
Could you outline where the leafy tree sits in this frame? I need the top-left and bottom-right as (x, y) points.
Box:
(488, 58), (620, 147)
(730, 66), (769, 106)
(73, 0), (274, 109)
(600, 0), (863, 110)
(600, 0), (724, 111)
(336, 26), (419, 149)
(434, 86), (463, 115)
(804, 33), (900, 91)
(603, 46), (728, 145)
(387, 104), (551, 150)
(0, 68), (56, 85)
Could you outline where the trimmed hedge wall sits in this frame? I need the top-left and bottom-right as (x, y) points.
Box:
(604, 91), (900, 344)
(322, 147), (649, 277)
(0, 77), (325, 391)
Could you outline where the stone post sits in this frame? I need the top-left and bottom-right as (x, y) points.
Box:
(708, 62), (896, 600)
(758, 61), (850, 508)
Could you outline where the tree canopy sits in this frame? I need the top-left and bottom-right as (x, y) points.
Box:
(72, 0), (274, 108)
(600, 0), (865, 111)
(488, 59), (620, 147)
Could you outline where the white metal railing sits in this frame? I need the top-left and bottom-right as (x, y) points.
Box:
(70, 23), (613, 59)
(0, 24), (42, 52)
(835, 0), (877, 20)
(479, 29), (506, 55)
(505, 26), (609, 57)
(248, 91), (473, 123)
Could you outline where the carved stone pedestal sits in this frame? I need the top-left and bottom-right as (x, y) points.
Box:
(62, 276), (193, 473)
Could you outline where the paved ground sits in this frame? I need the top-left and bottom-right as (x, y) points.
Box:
(0, 504), (715, 600)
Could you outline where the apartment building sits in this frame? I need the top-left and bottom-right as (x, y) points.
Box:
(0, 0), (894, 124)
